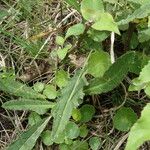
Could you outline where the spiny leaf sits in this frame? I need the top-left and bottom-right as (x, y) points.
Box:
(125, 103), (150, 150)
(7, 117), (51, 150)
(0, 77), (45, 99)
(2, 99), (55, 114)
(51, 70), (87, 142)
(118, 2), (150, 25)
(85, 51), (136, 95)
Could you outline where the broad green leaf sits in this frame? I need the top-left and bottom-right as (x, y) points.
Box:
(56, 36), (65, 46)
(2, 99), (55, 114)
(59, 144), (71, 150)
(138, 28), (150, 43)
(65, 121), (80, 139)
(43, 85), (57, 99)
(85, 51), (136, 95)
(55, 70), (69, 88)
(28, 112), (42, 126)
(88, 29), (110, 42)
(41, 130), (53, 146)
(7, 117), (51, 150)
(80, 104), (95, 123)
(79, 124), (88, 138)
(125, 103), (150, 150)
(51, 70), (87, 142)
(65, 23), (85, 39)
(0, 77), (45, 99)
(57, 44), (72, 60)
(87, 50), (111, 78)
(89, 137), (101, 150)
(139, 61), (150, 83)
(118, 2), (150, 25)
(92, 13), (120, 35)
(113, 107), (138, 131)
(81, 0), (104, 21)
(33, 82), (45, 93)
(65, 0), (80, 12)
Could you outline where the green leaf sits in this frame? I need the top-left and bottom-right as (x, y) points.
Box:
(0, 77), (45, 99)
(56, 36), (65, 46)
(59, 144), (71, 150)
(65, 0), (80, 12)
(79, 124), (88, 138)
(72, 108), (81, 122)
(88, 29), (110, 42)
(87, 50), (111, 78)
(7, 117), (51, 150)
(55, 70), (69, 88)
(118, 2), (150, 25)
(65, 23), (85, 39)
(51, 70), (87, 142)
(139, 61), (150, 83)
(92, 13), (120, 35)
(138, 28), (150, 43)
(89, 137), (101, 150)
(41, 130), (53, 146)
(128, 78), (146, 92)
(28, 112), (42, 126)
(113, 107), (138, 131)
(80, 104), (95, 123)
(65, 121), (80, 139)
(2, 99), (55, 115)
(81, 0), (104, 21)
(43, 85), (57, 99)
(57, 44), (72, 60)
(72, 140), (89, 150)
(125, 103), (150, 150)
(144, 83), (150, 97)
(33, 82), (45, 93)
(85, 51), (136, 95)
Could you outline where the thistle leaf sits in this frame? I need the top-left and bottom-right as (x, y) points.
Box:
(51, 70), (87, 142)
(85, 51), (136, 95)
(0, 77), (45, 99)
(7, 117), (51, 150)
(2, 99), (55, 114)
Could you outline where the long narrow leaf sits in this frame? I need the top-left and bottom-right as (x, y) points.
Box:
(0, 77), (45, 99)
(85, 51), (136, 95)
(51, 70), (87, 142)
(2, 99), (55, 114)
(7, 116), (51, 150)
